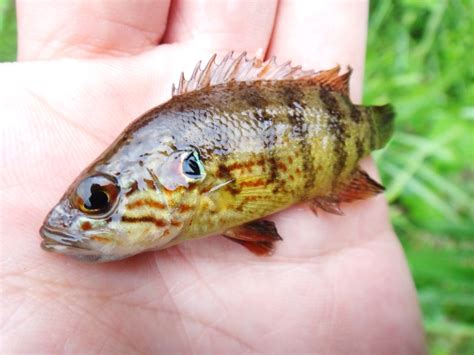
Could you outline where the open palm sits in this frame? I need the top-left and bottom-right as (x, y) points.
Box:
(1, 1), (425, 353)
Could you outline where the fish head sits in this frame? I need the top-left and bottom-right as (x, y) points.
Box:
(40, 172), (140, 262)
(40, 146), (207, 262)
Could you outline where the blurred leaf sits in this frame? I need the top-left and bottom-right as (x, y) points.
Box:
(382, 128), (461, 202)
(0, 0), (17, 62)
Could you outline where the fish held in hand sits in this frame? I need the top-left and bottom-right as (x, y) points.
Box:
(40, 52), (394, 262)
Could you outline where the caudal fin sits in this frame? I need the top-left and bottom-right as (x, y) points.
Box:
(367, 104), (395, 150)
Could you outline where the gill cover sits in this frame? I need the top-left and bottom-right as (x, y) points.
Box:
(158, 149), (206, 190)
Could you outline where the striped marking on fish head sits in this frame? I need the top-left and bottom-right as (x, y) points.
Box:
(100, 175), (201, 251)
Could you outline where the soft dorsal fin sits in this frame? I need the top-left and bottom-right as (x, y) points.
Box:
(308, 65), (352, 96)
(171, 51), (352, 96)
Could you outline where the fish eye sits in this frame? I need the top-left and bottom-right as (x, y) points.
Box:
(182, 151), (205, 181)
(73, 174), (120, 216)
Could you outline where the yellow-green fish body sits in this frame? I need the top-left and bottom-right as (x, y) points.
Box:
(40, 52), (394, 262)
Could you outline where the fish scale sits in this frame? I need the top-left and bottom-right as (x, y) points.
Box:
(173, 82), (366, 239)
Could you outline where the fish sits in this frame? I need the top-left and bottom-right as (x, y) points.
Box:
(40, 51), (395, 262)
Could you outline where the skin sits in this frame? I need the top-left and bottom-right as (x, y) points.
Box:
(1, 0), (426, 353)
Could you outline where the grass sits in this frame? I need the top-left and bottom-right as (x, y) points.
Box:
(1, 0), (473, 353)
(0, 0), (15, 61)
(366, 0), (474, 353)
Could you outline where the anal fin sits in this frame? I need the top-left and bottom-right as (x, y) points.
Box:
(337, 168), (385, 202)
(309, 198), (343, 215)
(310, 168), (385, 215)
(223, 220), (283, 256)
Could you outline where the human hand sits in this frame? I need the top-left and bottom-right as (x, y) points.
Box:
(1, 1), (425, 353)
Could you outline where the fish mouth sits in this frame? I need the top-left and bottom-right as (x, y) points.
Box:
(40, 225), (105, 262)
(40, 225), (131, 262)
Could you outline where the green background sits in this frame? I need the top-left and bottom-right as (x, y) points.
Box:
(1, 0), (472, 353)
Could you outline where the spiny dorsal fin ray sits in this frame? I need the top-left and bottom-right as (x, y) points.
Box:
(171, 51), (352, 96)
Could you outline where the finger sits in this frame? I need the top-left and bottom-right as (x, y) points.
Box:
(136, 0), (280, 113)
(267, 0), (368, 102)
(16, 0), (171, 60)
(161, 0), (278, 68)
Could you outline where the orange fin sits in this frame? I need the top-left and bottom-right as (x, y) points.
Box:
(308, 65), (352, 95)
(337, 168), (385, 202)
(223, 220), (283, 256)
(173, 51), (329, 96)
(310, 168), (384, 215)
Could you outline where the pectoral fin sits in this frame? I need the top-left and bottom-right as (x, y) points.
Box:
(310, 168), (385, 215)
(223, 220), (283, 256)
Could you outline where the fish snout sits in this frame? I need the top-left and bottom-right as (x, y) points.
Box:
(39, 224), (104, 261)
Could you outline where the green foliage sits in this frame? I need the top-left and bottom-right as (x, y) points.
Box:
(1, 0), (473, 352)
(0, 0), (16, 61)
(366, 0), (474, 353)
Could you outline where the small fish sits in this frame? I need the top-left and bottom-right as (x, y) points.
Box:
(40, 52), (394, 262)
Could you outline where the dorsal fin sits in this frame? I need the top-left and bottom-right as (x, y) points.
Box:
(308, 65), (352, 96)
(171, 51), (352, 96)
